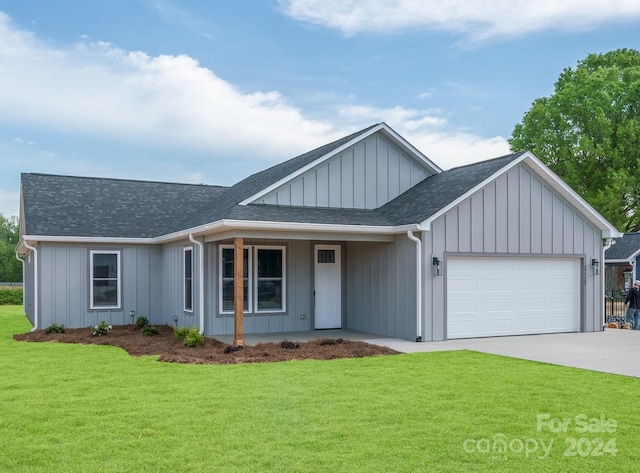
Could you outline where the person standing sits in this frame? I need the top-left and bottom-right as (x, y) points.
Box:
(625, 281), (640, 330)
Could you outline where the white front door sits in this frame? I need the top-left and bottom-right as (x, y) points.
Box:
(314, 245), (342, 329)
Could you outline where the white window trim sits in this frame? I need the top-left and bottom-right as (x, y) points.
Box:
(183, 246), (194, 313)
(253, 245), (286, 314)
(219, 245), (253, 315)
(218, 244), (286, 315)
(89, 250), (121, 310)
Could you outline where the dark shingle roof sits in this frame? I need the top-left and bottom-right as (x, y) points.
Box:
(20, 128), (527, 239)
(605, 233), (640, 260)
(21, 174), (227, 238)
(379, 152), (525, 225)
(169, 124), (380, 232)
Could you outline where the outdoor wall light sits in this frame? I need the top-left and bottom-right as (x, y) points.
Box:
(432, 257), (442, 277)
(591, 258), (600, 276)
(129, 309), (135, 318)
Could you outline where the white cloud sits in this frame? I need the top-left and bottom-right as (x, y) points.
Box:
(0, 12), (338, 160)
(337, 103), (509, 168)
(0, 9), (510, 215)
(280, 0), (640, 41)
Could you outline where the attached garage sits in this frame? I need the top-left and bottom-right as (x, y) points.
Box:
(446, 256), (581, 339)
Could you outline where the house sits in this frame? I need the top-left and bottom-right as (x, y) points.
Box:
(604, 232), (640, 295)
(16, 123), (621, 342)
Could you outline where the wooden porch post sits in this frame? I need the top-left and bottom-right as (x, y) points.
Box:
(233, 237), (244, 346)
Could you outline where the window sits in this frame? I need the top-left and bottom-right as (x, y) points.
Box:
(219, 245), (285, 314)
(90, 250), (121, 309)
(256, 248), (283, 311)
(184, 247), (193, 312)
(220, 247), (251, 313)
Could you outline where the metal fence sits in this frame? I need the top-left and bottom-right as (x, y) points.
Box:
(605, 289), (627, 327)
(0, 282), (22, 289)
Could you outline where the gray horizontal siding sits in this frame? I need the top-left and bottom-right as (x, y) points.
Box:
(256, 134), (433, 209)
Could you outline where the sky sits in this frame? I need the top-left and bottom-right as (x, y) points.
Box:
(1, 1), (640, 218)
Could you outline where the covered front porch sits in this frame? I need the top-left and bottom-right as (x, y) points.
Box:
(201, 229), (418, 343)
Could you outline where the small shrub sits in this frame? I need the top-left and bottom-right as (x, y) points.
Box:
(44, 323), (65, 334)
(91, 321), (112, 336)
(281, 340), (300, 350)
(183, 329), (205, 348)
(135, 316), (150, 329)
(141, 326), (159, 336)
(173, 326), (191, 340)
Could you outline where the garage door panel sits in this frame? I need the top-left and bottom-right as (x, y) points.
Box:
(478, 299), (512, 312)
(513, 317), (545, 332)
(447, 257), (580, 339)
(479, 279), (513, 291)
(447, 300), (478, 313)
(479, 319), (513, 335)
(448, 320), (478, 338)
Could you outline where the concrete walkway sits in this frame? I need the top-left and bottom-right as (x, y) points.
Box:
(217, 329), (640, 378)
(367, 329), (640, 378)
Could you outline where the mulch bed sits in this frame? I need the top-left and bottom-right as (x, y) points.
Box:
(13, 324), (399, 365)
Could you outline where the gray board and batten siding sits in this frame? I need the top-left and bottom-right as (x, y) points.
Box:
(346, 235), (418, 340)
(27, 244), (162, 329)
(161, 239), (317, 336)
(424, 162), (603, 341)
(253, 134), (435, 209)
(18, 123), (617, 340)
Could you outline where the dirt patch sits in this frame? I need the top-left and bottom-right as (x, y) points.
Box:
(13, 325), (399, 365)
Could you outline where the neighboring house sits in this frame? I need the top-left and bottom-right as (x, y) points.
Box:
(604, 232), (640, 295)
(16, 123), (621, 342)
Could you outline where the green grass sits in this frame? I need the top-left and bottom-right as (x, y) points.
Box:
(1, 305), (638, 472)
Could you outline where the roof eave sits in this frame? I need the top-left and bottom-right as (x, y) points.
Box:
(157, 219), (422, 243)
(604, 258), (635, 264)
(17, 220), (423, 250)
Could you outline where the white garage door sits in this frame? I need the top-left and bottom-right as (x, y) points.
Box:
(447, 257), (581, 339)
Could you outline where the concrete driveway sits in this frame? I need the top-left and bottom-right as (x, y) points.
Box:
(366, 329), (640, 378)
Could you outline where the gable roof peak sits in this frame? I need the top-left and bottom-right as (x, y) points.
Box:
(237, 122), (441, 206)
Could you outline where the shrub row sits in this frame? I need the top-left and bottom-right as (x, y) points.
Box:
(0, 289), (23, 305)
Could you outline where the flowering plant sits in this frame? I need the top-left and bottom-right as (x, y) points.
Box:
(91, 321), (112, 336)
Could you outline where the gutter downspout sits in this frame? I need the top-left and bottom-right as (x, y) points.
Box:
(406, 230), (422, 342)
(188, 235), (205, 335)
(15, 251), (25, 308)
(22, 241), (38, 332)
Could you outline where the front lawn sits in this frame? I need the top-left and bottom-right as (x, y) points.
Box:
(1, 305), (638, 472)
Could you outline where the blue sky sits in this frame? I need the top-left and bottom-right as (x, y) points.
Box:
(1, 0), (640, 218)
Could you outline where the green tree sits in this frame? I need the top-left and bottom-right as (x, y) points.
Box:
(0, 213), (22, 282)
(510, 48), (640, 232)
